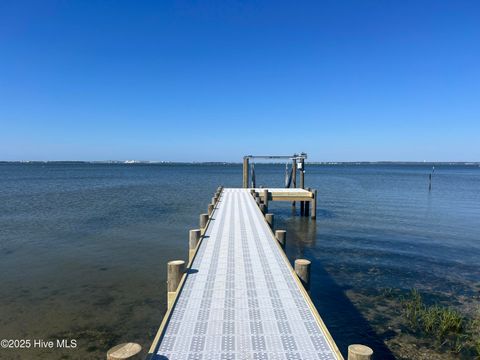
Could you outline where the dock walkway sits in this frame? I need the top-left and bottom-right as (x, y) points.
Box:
(148, 188), (342, 360)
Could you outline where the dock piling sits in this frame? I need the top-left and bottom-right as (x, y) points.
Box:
(107, 342), (142, 360)
(311, 189), (317, 220)
(189, 229), (201, 262)
(265, 213), (274, 229)
(260, 204), (267, 214)
(208, 203), (214, 216)
(295, 259), (311, 290)
(348, 344), (373, 360)
(263, 189), (269, 207)
(275, 230), (286, 249)
(305, 187), (311, 216)
(167, 260), (185, 309)
(200, 213), (209, 230)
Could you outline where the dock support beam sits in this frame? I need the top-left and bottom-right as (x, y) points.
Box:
(189, 229), (201, 262)
(265, 213), (274, 229)
(243, 157), (249, 188)
(167, 260), (185, 309)
(348, 344), (373, 360)
(295, 259), (311, 290)
(107, 343), (142, 360)
(275, 230), (286, 249)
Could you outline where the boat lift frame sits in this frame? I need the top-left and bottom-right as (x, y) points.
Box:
(242, 153), (307, 189)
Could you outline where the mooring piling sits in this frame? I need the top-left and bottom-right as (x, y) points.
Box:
(188, 229), (201, 262)
(167, 260), (185, 309)
(275, 229), (286, 249)
(107, 342), (142, 360)
(265, 213), (274, 229)
(263, 189), (269, 207)
(348, 344), (373, 360)
(260, 203), (267, 214)
(199, 213), (209, 231)
(294, 258), (311, 290)
(311, 189), (317, 220)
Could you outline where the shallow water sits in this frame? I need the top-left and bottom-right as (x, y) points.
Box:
(0, 163), (479, 359)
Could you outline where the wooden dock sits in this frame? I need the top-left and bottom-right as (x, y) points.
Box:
(146, 188), (346, 360)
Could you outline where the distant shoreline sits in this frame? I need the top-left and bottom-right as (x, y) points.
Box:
(1, 161), (479, 166)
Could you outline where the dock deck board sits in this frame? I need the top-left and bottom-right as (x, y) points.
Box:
(150, 188), (341, 360)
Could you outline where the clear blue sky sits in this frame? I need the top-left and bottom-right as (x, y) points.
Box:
(1, 1), (479, 162)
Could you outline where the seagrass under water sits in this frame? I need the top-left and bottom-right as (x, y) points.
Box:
(154, 189), (339, 360)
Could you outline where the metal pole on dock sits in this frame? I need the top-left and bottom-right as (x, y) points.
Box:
(294, 259), (311, 290)
(348, 344), (373, 360)
(275, 230), (286, 249)
(189, 229), (201, 262)
(265, 213), (274, 229)
(107, 342), (142, 360)
(167, 260), (185, 309)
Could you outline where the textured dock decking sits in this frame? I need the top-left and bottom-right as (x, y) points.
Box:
(150, 188), (341, 360)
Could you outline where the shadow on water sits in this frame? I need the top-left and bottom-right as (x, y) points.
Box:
(279, 206), (396, 360)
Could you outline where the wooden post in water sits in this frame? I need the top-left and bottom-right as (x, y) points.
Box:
(305, 187), (311, 216)
(299, 158), (305, 215)
(348, 344), (373, 360)
(260, 204), (267, 214)
(167, 260), (185, 309)
(255, 194), (261, 207)
(243, 157), (249, 188)
(199, 213), (209, 232)
(208, 203), (214, 216)
(263, 189), (269, 208)
(275, 230), (286, 249)
(189, 229), (201, 262)
(107, 343), (142, 360)
(292, 159), (297, 208)
(265, 213), (274, 229)
(294, 259), (311, 290)
(311, 189), (317, 220)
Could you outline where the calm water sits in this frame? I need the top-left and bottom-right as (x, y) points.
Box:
(0, 163), (479, 359)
